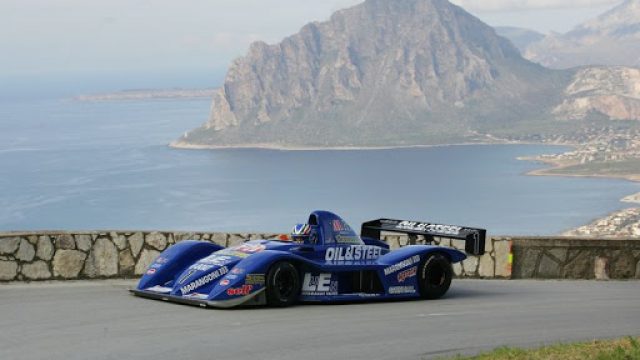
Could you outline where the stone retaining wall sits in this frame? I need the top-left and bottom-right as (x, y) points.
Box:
(508, 237), (640, 279)
(0, 231), (282, 281)
(1, 231), (638, 282)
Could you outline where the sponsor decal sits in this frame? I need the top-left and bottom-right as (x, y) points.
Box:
(357, 293), (381, 298)
(148, 257), (169, 272)
(245, 274), (265, 286)
(335, 235), (361, 245)
(225, 274), (238, 280)
(199, 255), (235, 265)
(395, 221), (462, 236)
(226, 285), (253, 296)
(219, 279), (230, 286)
(180, 266), (229, 295)
(145, 285), (172, 293)
(178, 269), (197, 284)
(184, 293), (208, 300)
(384, 255), (420, 276)
(325, 246), (382, 262)
(332, 219), (346, 232)
(234, 244), (266, 253)
(397, 266), (417, 283)
(302, 273), (338, 296)
(189, 263), (215, 272)
(216, 250), (250, 258)
(389, 286), (416, 295)
(231, 267), (244, 274)
(214, 244), (266, 259)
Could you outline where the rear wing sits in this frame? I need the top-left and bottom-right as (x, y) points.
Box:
(361, 218), (486, 256)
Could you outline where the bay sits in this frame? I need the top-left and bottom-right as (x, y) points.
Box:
(0, 98), (636, 235)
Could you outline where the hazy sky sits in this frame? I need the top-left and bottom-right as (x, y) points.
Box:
(0, 0), (624, 90)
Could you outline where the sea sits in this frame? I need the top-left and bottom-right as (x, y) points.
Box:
(0, 97), (637, 235)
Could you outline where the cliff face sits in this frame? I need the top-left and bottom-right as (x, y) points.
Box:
(554, 67), (640, 121)
(525, 0), (640, 69)
(177, 0), (568, 148)
(212, 0), (519, 125)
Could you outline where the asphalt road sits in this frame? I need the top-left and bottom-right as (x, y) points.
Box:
(1, 280), (639, 360)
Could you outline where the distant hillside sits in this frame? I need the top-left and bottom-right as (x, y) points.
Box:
(174, 0), (640, 149)
(495, 26), (544, 54)
(524, 0), (640, 69)
(554, 67), (640, 121)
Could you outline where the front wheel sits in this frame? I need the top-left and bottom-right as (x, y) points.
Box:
(265, 261), (300, 307)
(418, 253), (453, 299)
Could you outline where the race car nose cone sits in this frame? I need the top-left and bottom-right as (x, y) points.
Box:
(172, 262), (234, 296)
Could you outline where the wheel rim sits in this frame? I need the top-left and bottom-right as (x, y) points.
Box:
(427, 264), (446, 286)
(275, 268), (295, 298)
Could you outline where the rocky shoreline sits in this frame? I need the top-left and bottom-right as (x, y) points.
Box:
(168, 139), (511, 151)
(513, 126), (640, 237)
(563, 208), (640, 237)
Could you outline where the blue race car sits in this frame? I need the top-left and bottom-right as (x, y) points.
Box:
(131, 210), (486, 308)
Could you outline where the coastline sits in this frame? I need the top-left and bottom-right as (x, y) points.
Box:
(527, 163), (640, 182)
(622, 192), (640, 204)
(521, 151), (640, 236)
(172, 138), (639, 236)
(168, 138), (526, 151)
(522, 155), (640, 183)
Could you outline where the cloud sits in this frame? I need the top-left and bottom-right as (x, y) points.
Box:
(450, 0), (621, 12)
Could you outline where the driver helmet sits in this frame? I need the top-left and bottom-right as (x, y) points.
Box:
(291, 223), (311, 242)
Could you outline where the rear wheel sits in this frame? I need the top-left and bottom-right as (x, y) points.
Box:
(266, 261), (300, 307)
(418, 254), (453, 299)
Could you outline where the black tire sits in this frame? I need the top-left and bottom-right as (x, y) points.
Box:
(418, 253), (453, 299)
(265, 261), (300, 307)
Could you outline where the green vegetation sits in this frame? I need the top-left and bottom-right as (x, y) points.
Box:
(547, 159), (640, 177)
(449, 337), (640, 360)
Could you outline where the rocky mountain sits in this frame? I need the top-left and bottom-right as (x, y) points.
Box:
(495, 27), (544, 54)
(174, 0), (571, 148)
(554, 67), (640, 121)
(524, 0), (640, 69)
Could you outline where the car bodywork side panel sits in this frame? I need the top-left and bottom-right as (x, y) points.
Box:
(136, 240), (224, 290)
(298, 245), (466, 303)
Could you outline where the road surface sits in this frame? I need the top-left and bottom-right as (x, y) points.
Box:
(1, 279), (639, 359)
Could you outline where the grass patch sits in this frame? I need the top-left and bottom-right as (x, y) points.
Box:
(546, 159), (640, 177)
(448, 337), (640, 360)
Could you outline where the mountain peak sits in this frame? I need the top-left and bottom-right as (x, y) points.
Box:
(523, 0), (640, 69)
(174, 0), (564, 148)
(571, 0), (640, 37)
